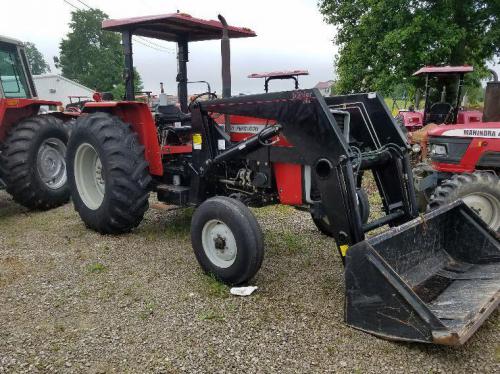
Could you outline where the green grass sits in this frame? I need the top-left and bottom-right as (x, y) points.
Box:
(139, 300), (157, 320)
(198, 309), (224, 322)
(164, 208), (194, 238)
(265, 230), (306, 256)
(86, 262), (107, 274)
(198, 273), (229, 298)
(384, 97), (411, 116)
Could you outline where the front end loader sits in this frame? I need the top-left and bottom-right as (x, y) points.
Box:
(66, 12), (500, 345)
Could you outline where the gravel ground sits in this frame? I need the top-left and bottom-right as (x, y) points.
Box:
(0, 190), (499, 373)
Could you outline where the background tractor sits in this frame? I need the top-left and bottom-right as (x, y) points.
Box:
(397, 66), (482, 134)
(414, 76), (500, 230)
(0, 35), (74, 209)
(66, 12), (499, 345)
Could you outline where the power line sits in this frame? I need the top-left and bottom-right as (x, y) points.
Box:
(62, 0), (175, 54)
(74, 0), (92, 9)
(63, 0), (80, 10)
(134, 37), (174, 54)
(135, 36), (175, 53)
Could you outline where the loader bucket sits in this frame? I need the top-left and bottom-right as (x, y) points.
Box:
(345, 201), (500, 345)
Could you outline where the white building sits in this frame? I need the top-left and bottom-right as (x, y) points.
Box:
(33, 74), (94, 106)
(314, 80), (334, 96)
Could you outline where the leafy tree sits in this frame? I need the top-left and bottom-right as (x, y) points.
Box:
(319, 0), (500, 97)
(110, 68), (144, 100)
(24, 42), (51, 75)
(59, 8), (143, 93)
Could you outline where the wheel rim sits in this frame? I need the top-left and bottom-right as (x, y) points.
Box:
(74, 143), (105, 210)
(462, 192), (500, 231)
(36, 137), (67, 190)
(201, 219), (237, 268)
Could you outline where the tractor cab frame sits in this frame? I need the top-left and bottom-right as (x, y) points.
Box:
(248, 70), (309, 93)
(398, 66), (482, 131)
(417, 66), (477, 126)
(101, 12), (256, 111)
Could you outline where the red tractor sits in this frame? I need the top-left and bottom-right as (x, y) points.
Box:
(397, 66), (482, 133)
(0, 35), (74, 209)
(414, 77), (500, 231)
(66, 13), (499, 345)
(247, 69), (309, 92)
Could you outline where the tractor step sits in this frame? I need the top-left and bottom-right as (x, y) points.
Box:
(345, 200), (500, 345)
(156, 183), (190, 206)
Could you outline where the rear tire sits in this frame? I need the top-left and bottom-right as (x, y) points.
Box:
(67, 113), (151, 234)
(428, 172), (500, 232)
(191, 196), (264, 285)
(0, 115), (69, 210)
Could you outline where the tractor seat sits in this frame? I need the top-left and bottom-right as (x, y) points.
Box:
(156, 104), (191, 123)
(427, 102), (453, 124)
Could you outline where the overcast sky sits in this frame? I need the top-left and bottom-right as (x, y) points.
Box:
(0, 0), (337, 95)
(1, 0), (498, 96)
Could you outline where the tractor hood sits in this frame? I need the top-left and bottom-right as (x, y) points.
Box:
(429, 122), (500, 139)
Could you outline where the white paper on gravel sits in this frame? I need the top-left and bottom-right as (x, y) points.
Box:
(230, 286), (258, 296)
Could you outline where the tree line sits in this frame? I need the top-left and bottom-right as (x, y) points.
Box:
(27, 2), (499, 103)
(25, 8), (142, 99)
(319, 0), (499, 102)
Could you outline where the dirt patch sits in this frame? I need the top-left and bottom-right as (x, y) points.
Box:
(0, 191), (498, 373)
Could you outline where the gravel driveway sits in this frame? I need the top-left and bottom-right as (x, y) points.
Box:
(0, 191), (498, 373)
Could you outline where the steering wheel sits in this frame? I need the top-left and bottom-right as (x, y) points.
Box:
(188, 92), (218, 111)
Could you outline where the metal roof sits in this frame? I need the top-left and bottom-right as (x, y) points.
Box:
(248, 70), (309, 79)
(102, 13), (256, 42)
(0, 35), (24, 46)
(413, 66), (474, 75)
(314, 80), (334, 89)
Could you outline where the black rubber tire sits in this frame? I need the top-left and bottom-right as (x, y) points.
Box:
(0, 115), (69, 210)
(312, 188), (370, 237)
(191, 196), (264, 285)
(67, 112), (151, 234)
(428, 172), (500, 232)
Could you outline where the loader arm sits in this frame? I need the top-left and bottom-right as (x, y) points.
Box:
(191, 89), (418, 250)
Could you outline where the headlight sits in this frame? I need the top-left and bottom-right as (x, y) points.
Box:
(411, 143), (421, 153)
(431, 144), (447, 155)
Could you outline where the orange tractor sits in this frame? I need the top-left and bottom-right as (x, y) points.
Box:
(0, 35), (75, 209)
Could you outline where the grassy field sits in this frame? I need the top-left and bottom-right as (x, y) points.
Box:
(0, 189), (498, 373)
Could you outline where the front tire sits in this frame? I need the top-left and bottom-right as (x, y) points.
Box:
(428, 172), (500, 232)
(0, 115), (69, 210)
(67, 113), (151, 234)
(191, 196), (264, 285)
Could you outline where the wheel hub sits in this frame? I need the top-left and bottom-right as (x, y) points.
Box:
(201, 220), (237, 268)
(36, 138), (67, 190)
(463, 192), (500, 231)
(74, 143), (105, 210)
(214, 235), (227, 250)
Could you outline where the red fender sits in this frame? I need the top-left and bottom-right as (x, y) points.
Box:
(0, 98), (62, 141)
(84, 101), (163, 175)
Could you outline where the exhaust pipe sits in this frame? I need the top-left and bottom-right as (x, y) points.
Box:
(488, 68), (498, 82)
(218, 14), (232, 132)
(483, 69), (500, 122)
(218, 14), (231, 98)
